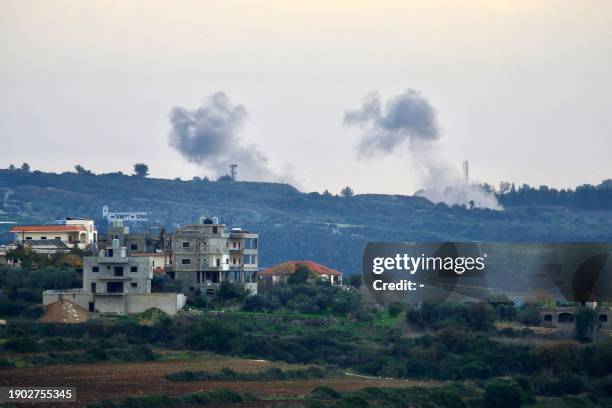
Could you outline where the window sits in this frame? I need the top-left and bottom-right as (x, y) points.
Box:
(244, 254), (257, 265)
(244, 238), (258, 249)
(216, 258), (220, 267)
(182, 241), (190, 248)
(41, 236), (47, 240)
(212, 226), (218, 234)
(26, 236), (32, 240)
(55, 237), (61, 240)
(130, 244), (138, 251)
(92, 266), (99, 273)
(181, 258), (191, 265)
(91, 283), (96, 293)
(131, 282), (137, 289)
(114, 266), (124, 277)
(130, 266), (138, 273)
(107, 249), (114, 257)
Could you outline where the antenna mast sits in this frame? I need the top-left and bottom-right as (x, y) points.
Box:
(462, 160), (469, 184)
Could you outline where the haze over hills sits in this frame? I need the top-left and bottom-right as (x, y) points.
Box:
(1, 169), (612, 274)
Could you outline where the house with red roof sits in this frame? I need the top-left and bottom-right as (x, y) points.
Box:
(10, 218), (97, 252)
(259, 260), (343, 288)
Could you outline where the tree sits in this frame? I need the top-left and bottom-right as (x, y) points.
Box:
(499, 181), (511, 195)
(340, 186), (354, 197)
(20, 162), (30, 173)
(288, 264), (311, 285)
(484, 378), (525, 408)
(74, 164), (92, 175)
(132, 163), (149, 177)
(7, 164), (16, 171)
(574, 307), (597, 342)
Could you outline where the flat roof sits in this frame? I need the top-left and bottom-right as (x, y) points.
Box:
(10, 225), (86, 233)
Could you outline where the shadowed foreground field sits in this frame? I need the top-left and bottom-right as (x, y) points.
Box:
(0, 354), (438, 407)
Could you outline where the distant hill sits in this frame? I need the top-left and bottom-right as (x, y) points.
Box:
(1, 169), (612, 274)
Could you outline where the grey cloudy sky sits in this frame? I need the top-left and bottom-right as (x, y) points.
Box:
(1, 0), (611, 195)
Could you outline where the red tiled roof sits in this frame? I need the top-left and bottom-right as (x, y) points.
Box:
(261, 260), (342, 276)
(10, 225), (86, 233)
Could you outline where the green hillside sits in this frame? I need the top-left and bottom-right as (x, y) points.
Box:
(1, 169), (612, 274)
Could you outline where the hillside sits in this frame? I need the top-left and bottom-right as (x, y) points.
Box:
(1, 169), (612, 274)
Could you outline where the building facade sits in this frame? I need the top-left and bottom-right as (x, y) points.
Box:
(169, 218), (259, 295)
(10, 218), (97, 251)
(43, 239), (186, 316)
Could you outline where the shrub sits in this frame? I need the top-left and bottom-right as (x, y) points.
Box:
(430, 388), (466, 408)
(311, 386), (342, 399)
(540, 374), (585, 396)
(387, 302), (404, 317)
(4, 337), (39, 353)
(517, 305), (541, 325)
(574, 307), (597, 342)
(484, 378), (525, 408)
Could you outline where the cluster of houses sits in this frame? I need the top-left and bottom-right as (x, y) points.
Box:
(1, 215), (344, 317)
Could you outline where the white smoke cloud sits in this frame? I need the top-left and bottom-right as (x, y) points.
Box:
(344, 89), (502, 210)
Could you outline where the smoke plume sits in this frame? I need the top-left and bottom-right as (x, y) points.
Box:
(168, 92), (278, 181)
(344, 89), (502, 210)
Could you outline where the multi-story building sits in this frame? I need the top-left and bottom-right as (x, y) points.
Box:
(100, 221), (167, 255)
(10, 218), (97, 252)
(83, 239), (153, 296)
(42, 238), (186, 315)
(169, 217), (259, 295)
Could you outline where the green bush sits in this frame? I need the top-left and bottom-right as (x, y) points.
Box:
(484, 378), (525, 408)
(517, 305), (541, 325)
(3, 337), (39, 353)
(311, 386), (342, 400)
(387, 302), (404, 317)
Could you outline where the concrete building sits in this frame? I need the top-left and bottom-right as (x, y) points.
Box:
(169, 217), (259, 295)
(10, 218), (97, 251)
(99, 221), (168, 257)
(42, 239), (186, 316)
(102, 205), (147, 223)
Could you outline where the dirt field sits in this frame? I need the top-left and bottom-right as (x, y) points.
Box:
(0, 354), (438, 407)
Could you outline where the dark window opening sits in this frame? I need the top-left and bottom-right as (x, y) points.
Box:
(131, 282), (137, 289)
(88, 302), (94, 312)
(114, 266), (124, 277)
(107, 249), (114, 257)
(544, 314), (552, 321)
(92, 266), (99, 272)
(212, 226), (218, 234)
(107, 282), (124, 293)
(182, 241), (190, 248)
(599, 314), (608, 322)
(130, 244), (138, 250)
(558, 312), (574, 323)
(91, 283), (96, 293)
(130, 266), (138, 273)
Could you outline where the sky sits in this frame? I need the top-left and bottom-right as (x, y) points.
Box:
(1, 0), (611, 195)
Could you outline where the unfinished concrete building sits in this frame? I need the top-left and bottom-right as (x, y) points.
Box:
(42, 239), (186, 316)
(169, 217), (259, 295)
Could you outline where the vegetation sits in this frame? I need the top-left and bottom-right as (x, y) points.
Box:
(2, 169), (612, 274)
(166, 366), (329, 382)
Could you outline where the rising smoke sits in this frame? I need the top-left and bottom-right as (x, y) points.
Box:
(344, 89), (502, 210)
(168, 92), (279, 181)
